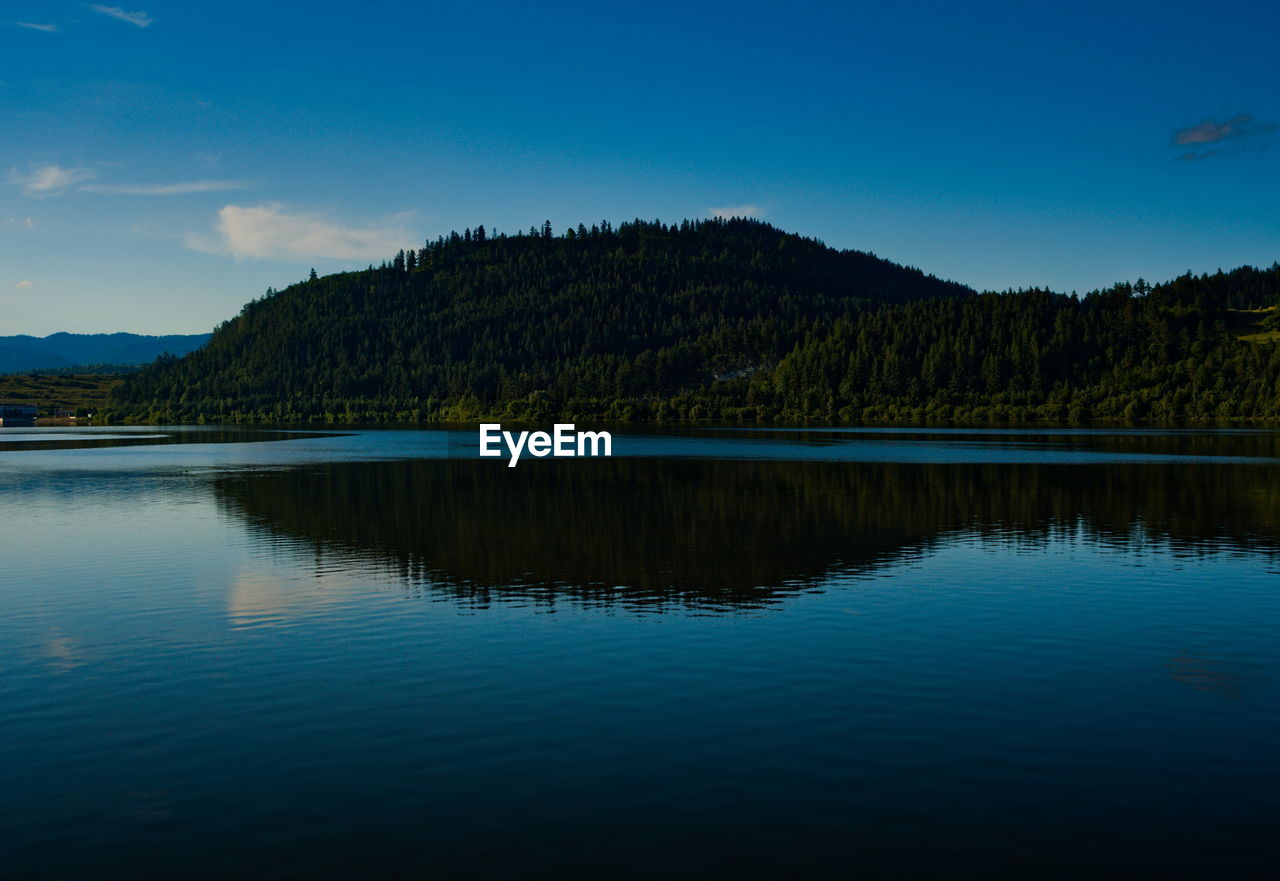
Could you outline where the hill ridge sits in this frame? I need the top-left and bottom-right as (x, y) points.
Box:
(107, 218), (1280, 422)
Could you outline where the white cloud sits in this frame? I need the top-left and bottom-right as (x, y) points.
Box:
(15, 280), (33, 288)
(17, 22), (58, 32)
(81, 180), (247, 196)
(8, 164), (96, 197)
(90, 5), (152, 28)
(185, 204), (418, 261)
(9, 165), (245, 198)
(710, 203), (763, 220)
(2, 217), (37, 229)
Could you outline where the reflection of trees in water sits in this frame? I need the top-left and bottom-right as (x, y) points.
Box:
(212, 458), (1280, 610)
(724, 427), (1280, 462)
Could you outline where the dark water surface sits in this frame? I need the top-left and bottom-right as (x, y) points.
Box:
(1, 426), (1277, 879)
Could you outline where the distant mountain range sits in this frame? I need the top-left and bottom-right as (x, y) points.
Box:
(0, 332), (212, 373)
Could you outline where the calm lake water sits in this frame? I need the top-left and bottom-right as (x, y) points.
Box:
(1, 426), (1278, 879)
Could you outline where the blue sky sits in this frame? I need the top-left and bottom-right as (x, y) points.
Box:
(2, 0), (1277, 334)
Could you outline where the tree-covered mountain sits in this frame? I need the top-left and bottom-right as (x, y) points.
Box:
(109, 218), (971, 422)
(108, 218), (1280, 423)
(0, 332), (211, 374)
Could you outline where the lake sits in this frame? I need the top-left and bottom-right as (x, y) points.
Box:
(1, 426), (1277, 879)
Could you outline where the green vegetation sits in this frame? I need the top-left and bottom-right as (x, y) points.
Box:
(110, 218), (968, 422)
(763, 268), (1280, 422)
(1228, 306), (1280, 344)
(0, 374), (121, 416)
(108, 218), (1280, 423)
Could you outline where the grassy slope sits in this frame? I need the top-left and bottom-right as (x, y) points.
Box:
(0, 374), (122, 414)
(1226, 306), (1280, 343)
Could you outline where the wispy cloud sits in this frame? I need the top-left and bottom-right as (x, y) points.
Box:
(17, 22), (58, 32)
(1175, 149), (1221, 162)
(1173, 113), (1275, 146)
(82, 180), (248, 196)
(2, 217), (37, 229)
(193, 151), (222, 169)
(15, 280), (33, 288)
(185, 204), (417, 261)
(8, 164), (96, 197)
(710, 203), (763, 220)
(90, 5), (152, 28)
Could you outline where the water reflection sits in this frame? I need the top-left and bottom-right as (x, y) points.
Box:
(35, 631), (85, 673)
(226, 571), (335, 629)
(0, 426), (345, 453)
(707, 425), (1280, 461)
(4, 436), (1278, 879)
(213, 458), (1280, 610)
(1165, 654), (1259, 699)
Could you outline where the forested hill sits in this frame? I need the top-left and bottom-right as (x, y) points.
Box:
(763, 267), (1280, 422)
(109, 218), (1280, 423)
(109, 218), (972, 421)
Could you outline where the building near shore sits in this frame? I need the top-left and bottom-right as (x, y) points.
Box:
(0, 404), (38, 426)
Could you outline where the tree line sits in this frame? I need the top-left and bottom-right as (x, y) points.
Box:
(106, 218), (1280, 423)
